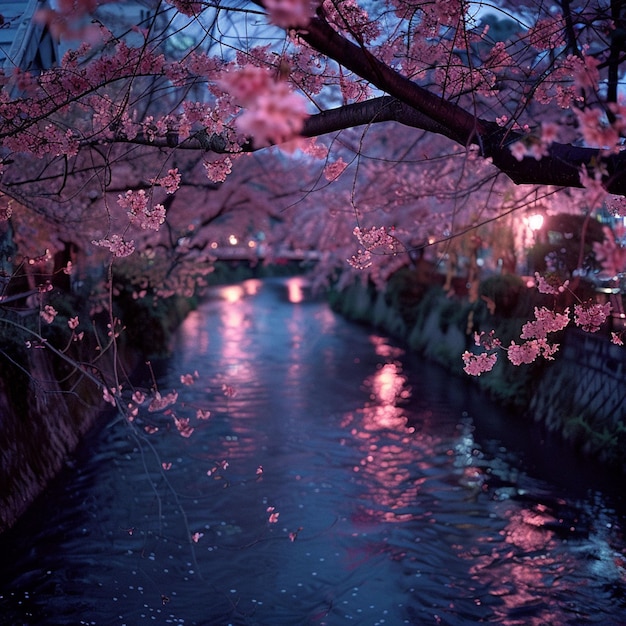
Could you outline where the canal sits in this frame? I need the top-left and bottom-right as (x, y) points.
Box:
(0, 277), (625, 625)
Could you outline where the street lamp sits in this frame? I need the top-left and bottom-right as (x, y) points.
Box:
(527, 213), (544, 232)
(523, 212), (545, 277)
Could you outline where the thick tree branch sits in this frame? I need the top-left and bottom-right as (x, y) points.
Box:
(293, 14), (626, 196)
(111, 94), (626, 196)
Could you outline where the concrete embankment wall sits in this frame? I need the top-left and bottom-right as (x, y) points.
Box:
(530, 331), (626, 467)
(0, 348), (119, 534)
(0, 294), (193, 534)
(329, 278), (626, 472)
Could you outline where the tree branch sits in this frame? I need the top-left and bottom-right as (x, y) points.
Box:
(111, 94), (626, 196)
(294, 14), (626, 196)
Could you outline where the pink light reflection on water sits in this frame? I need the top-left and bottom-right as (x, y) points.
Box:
(462, 503), (573, 625)
(342, 334), (427, 524)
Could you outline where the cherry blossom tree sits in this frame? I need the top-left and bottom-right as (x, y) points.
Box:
(1, 0), (626, 383)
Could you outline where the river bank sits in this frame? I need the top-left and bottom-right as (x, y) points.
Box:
(0, 289), (194, 534)
(327, 269), (626, 473)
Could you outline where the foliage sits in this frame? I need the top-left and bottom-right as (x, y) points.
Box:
(562, 414), (626, 469)
(479, 274), (531, 318)
(2, 0), (626, 296)
(383, 266), (432, 325)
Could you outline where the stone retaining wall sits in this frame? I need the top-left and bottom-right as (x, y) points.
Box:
(329, 279), (626, 472)
(530, 330), (626, 467)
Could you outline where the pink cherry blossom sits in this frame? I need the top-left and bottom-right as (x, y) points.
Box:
(540, 122), (559, 147)
(173, 415), (194, 438)
(118, 190), (166, 231)
(324, 158), (348, 181)
(180, 373), (196, 386)
(607, 195), (626, 218)
(151, 168), (181, 194)
(0, 202), (12, 221)
(574, 302), (611, 332)
(222, 384), (237, 398)
(132, 391), (146, 405)
(534, 273), (570, 295)
(461, 351), (497, 376)
(92, 235), (135, 257)
(575, 107), (620, 152)
(264, 0), (317, 28)
(521, 307), (570, 340)
(234, 81), (309, 147)
(218, 66), (274, 108)
(102, 387), (117, 406)
(267, 506), (280, 523)
(474, 330), (501, 350)
(592, 227), (626, 277)
(40, 305), (58, 324)
(509, 141), (528, 162)
(148, 390), (178, 412)
(527, 14), (566, 50)
(204, 157), (233, 183)
(507, 340), (540, 366)
(348, 248), (373, 270)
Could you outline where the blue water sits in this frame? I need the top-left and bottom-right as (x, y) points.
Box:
(0, 277), (625, 625)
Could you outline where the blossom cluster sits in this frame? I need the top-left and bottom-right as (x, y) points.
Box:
(165, 0), (203, 17)
(592, 228), (626, 278)
(151, 169), (181, 194)
(534, 272), (569, 295)
(461, 351), (497, 376)
(324, 158), (348, 181)
(117, 190), (166, 231)
(348, 226), (400, 270)
(463, 271), (618, 377)
(217, 66), (309, 148)
(520, 307), (570, 340)
(507, 338), (559, 366)
(574, 302), (611, 333)
(264, 0), (317, 28)
(204, 157), (233, 183)
(40, 305), (58, 324)
(92, 234), (135, 257)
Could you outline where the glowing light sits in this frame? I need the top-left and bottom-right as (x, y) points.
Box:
(527, 213), (544, 231)
(228, 234), (238, 245)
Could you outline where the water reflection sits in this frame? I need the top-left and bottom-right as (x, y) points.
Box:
(286, 275), (307, 303)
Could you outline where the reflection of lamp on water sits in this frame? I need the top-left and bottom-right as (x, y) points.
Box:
(286, 276), (305, 303)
